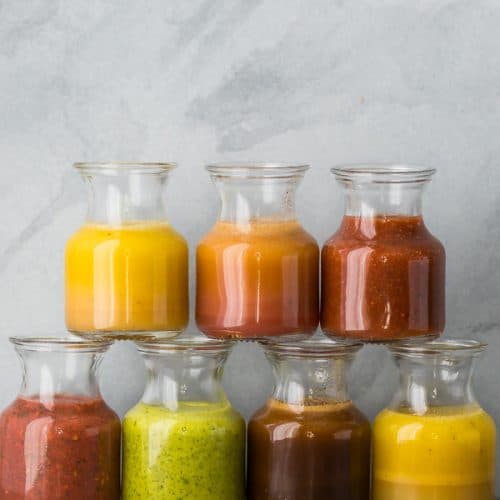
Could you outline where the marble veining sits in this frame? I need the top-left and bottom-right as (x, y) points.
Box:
(0, 0), (499, 491)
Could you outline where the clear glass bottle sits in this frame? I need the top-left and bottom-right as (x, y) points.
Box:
(0, 337), (121, 499)
(321, 164), (445, 342)
(248, 338), (371, 500)
(65, 162), (189, 339)
(122, 336), (246, 500)
(196, 163), (319, 340)
(373, 340), (496, 500)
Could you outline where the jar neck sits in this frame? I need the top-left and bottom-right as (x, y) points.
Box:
(391, 354), (478, 413)
(266, 352), (353, 405)
(140, 349), (230, 410)
(341, 181), (426, 217)
(15, 348), (104, 404)
(211, 176), (301, 224)
(79, 169), (170, 225)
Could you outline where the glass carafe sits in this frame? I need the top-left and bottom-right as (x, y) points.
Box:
(247, 338), (371, 500)
(321, 164), (445, 342)
(0, 337), (121, 500)
(122, 336), (246, 500)
(65, 162), (189, 339)
(373, 340), (496, 500)
(196, 163), (319, 340)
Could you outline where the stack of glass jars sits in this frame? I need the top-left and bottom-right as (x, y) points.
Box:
(320, 164), (494, 500)
(0, 161), (495, 500)
(65, 162), (246, 500)
(1, 162), (247, 500)
(196, 162), (371, 499)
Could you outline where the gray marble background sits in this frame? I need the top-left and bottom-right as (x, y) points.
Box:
(1, 0), (500, 491)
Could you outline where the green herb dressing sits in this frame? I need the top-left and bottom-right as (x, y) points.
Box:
(123, 401), (245, 499)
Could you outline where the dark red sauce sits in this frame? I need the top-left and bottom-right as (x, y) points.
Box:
(321, 215), (445, 341)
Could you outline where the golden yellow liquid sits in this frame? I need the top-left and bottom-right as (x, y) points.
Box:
(65, 222), (189, 335)
(373, 406), (496, 500)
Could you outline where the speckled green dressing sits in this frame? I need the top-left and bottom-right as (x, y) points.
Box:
(122, 401), (245, 499)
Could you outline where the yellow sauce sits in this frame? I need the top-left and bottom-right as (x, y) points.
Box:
(373, 406), (496, 500)
(65, 222), (188, 335)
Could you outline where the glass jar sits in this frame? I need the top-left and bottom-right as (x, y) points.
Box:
(247, 338), (371, 500)
(373, 340), (496, 500)
(321, 164), (445, 342)
(196, 163), (319, 340)
(65, 162), (189, 339)
(122, 336), (246, 500)
(0, 337), (121, 499)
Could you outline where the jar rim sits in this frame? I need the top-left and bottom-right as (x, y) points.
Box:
(261, 337), (363, 357)
(135, 335), (234, 354)
(73, 162), (176, 174)
(9, 336), (113, 353)
(206, 162), (309, 179)
(389, 339), (488, 357)
(332, 163), (436, 183)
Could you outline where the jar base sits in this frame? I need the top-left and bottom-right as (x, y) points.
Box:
(201, 330), (315, 343)
(323, 332), (441, 345)
(68, 329), (183, 342)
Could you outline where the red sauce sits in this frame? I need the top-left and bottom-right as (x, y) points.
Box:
(0, 395), (121, 500)
(321, 215), (445, 341)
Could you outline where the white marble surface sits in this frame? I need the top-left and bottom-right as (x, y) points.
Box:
(1, 0), (500, 491)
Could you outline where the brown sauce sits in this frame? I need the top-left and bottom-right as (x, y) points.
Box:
(247, 399), (371, 500)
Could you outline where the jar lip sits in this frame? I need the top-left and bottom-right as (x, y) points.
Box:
(9, 336), (113, 353)
(261, 337), (363, 357)
(206, 162), (310, 179)
(389, 339), (488, 357)
(135, 335), (234, 354)
(331, 163), (436, 183)
(73, 162), (176, 174)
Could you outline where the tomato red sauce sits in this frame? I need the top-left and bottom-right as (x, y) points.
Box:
(321, 215), (445, 341)
(0, 395), (121, 500)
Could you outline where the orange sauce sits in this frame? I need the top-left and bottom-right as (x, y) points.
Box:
(196, 220), (319, 339)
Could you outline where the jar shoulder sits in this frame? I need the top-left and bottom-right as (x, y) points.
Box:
(0, 397), (120, 436)
(249, 400), (370, 436)
(374, 406), (495, 438)
(124, 401), (244, 429)
(66, 222), (188, 252)
(197, 221), (318, 250)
